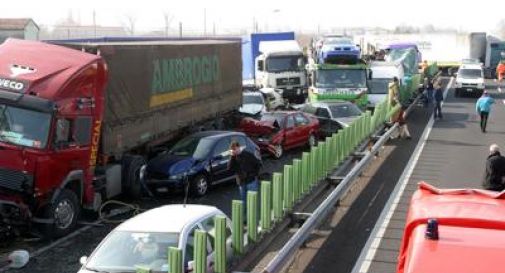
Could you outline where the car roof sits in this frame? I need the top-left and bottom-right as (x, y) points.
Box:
(116, 204), (223, 233)
(188, 130), (245, 140)
(459, 64), (483, 70)
(398, 182), (505, 273)
(306, 100), (351, 107)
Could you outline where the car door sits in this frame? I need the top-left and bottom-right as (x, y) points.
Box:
(199, 214), (233, 269)
(283, 115), (297, 150)
(294, 113), (311, 146)
(210, 137), (232, 184)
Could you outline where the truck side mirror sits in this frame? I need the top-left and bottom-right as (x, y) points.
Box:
(258, 60), (264, 71)
(298, 58), (304, 68)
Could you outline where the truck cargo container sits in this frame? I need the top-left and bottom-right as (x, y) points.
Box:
(0, 38), (242, 237)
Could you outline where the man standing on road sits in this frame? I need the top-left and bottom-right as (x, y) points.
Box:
(433, 83), (444, 119)
(482, 144), (505, 191)
(475, 91), (495, 133)
(228, 141), (262, 221)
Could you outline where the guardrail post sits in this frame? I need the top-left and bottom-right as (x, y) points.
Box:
(333, 134), (338, 166)
(261, 181), (272, 231)
(283, 165), (293, 210)
(169, 247), (183, 273)
(272, 172), (283, 221)
(318, 142), (325, 178)
(232, 200), (244, 255)
(344, 127), (351, 157)
(247, 191), (258, 242)
(302, 152), (310, 193)
(214, 216), (226, 273)
(293, 159), (302, 201)
(325, 137), (332, 172)
(194, 230), (207, 273)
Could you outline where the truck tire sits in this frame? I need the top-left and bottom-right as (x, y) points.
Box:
(191, 174), (209, 197)
(43, 189), (80, 238)
(122, 155), (147, 199)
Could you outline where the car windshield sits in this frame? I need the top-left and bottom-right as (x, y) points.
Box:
(260, 113), (285, 128)
(368, 79), (390, 94)
(243, 94), (264, 105)
(315, 69), (367, 88)
(85, 231), (179, 273)
(329, 104), (362, 118)
(0, 104), (51, 149)
(266, 55), (302, 72)
(459, 69), (482, 79)
(169, 136), (214, 159)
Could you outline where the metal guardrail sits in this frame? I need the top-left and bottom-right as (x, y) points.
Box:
(260, 123), (399, 273)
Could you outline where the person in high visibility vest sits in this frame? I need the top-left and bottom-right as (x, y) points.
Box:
(497, 61), (505, 84)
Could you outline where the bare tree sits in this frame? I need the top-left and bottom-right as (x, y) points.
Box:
(163, 12), (174, 36)
(123, 14), (137, 35)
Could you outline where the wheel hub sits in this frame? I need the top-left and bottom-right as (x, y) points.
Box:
(54, 200), (74, 229)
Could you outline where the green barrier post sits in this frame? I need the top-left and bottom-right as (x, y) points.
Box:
(261, 181), (272, 231)
(293, 159), (301, 201)
(247, 191), (258, 243)
(283, 165), (293, 210)
(302, 152), (310, 193)
(194, 230), (207, 273)
(272, 172), (283, 221)
(232, 200), (243, 255)
(214, 216), (226, 273)
(169, 247), (183, 273)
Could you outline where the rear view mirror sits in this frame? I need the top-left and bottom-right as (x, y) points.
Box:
(79, 256), (88, 265)
(258, 60), (264, 71)
(297, 58), (304, 68)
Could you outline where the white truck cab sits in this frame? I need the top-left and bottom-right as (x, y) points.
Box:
(368, 61), (405, 109)
(255, 40), (307, 103)
(455, 64), (485, 97)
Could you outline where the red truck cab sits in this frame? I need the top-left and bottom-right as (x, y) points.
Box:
(397, 182), (505, 273)
(0, 39), (107, 237)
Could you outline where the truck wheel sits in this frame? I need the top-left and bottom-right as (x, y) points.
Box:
(43, 189), (80, 238)
(122, 155), (147, 199)
(191, 174), (209, 197)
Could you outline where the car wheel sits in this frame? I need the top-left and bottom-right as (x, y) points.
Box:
(42, 189), (80, 238)
(273, 144), (283, 159)
(308, 134), (317, 147)
(191, 174), (209, 197)
(122, 155), (147, 198)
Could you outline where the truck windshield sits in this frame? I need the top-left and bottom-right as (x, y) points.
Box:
(369, 79), (390, 94)
(85, 231), (179, 273)
(315, 69), (367, 88)
(169, 136), (214, 159)
(0, 104), (51, 149)
(266, 56), (302, 72)
(459, 69), (482, 79)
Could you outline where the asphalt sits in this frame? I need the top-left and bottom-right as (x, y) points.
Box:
(285, 78), (505, 273)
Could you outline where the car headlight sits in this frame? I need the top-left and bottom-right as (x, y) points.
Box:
(169, 173), (185, 180)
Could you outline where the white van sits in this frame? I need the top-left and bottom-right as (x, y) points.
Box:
(455, 64), (485, 97)
(367, 61), (405, 109)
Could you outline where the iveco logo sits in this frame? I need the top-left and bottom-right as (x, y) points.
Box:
(10, 64), (36, 78)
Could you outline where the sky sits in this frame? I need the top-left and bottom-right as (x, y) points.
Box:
(1, 0), (504, 34)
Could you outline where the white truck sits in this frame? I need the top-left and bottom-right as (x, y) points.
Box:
(367, 61), (405, 109)
(255, 40), (307, 103)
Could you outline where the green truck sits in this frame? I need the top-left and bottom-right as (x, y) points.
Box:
(307, 62), (369, 107)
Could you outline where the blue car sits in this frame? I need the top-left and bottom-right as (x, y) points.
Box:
(145, 131), (260, 197)
(318, 37), (360, 64)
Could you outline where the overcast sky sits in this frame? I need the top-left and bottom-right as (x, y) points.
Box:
(1, 0), (504, 34)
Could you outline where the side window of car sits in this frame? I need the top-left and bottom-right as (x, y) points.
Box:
(303, 105), (316, 115)
(213, 138), (231, 158)
(315, 108), (331, 119)
(185, 227), (197, 263)
(230, 136), (247, 150)
(200, 217), (216, 251)
(294, 113), (309, 126)
(286, 116), (295, 129)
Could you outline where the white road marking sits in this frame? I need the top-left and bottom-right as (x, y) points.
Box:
(351, 77), (454, 273)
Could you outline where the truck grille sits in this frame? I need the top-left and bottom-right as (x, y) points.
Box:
(276, 77), (301, 86)
(0, 168), (33, 192)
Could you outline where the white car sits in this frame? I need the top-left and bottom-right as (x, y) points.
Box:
(455, 64), (485, 97)
(368, 61), (405, 109)
(240, 91), (266, 116)
(78, 205), (232, 273)
(259, 88), (285, 110)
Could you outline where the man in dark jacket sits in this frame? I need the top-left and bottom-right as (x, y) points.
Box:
(228, 141), (262, 219)
(482, 144), (505, 191)
(433, 83), (444, 119)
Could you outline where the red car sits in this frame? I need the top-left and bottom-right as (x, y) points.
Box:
(239, 111), (319, 159)
(397, 182), (505, 273)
